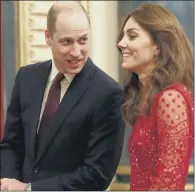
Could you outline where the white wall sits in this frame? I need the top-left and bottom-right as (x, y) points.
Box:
(90, 1), (119, 81)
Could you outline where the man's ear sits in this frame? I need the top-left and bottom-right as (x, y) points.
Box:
(45, 29), (52, 46)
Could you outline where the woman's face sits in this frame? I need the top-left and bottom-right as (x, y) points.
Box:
(118, 17), (159, 75)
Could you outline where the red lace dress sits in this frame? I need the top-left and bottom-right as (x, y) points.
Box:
(128, 83), (194, 190)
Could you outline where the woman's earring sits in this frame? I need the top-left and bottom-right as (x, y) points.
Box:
(154, 50), (160, 58)
(156, 49), (160, 56)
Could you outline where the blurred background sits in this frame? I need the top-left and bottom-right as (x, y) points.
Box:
(0, 0), (194, 190)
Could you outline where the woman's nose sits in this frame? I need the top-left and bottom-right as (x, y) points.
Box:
(118, 38), (127, 49)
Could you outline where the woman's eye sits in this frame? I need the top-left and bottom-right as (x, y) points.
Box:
(129, 36), (136, 40)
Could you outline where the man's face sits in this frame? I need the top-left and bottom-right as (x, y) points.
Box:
(45, 11), (90, 74)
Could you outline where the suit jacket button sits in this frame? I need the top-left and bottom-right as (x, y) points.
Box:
(33, 167), (39, 173)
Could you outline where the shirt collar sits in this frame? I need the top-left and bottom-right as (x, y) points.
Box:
(50, 59), (75, 83)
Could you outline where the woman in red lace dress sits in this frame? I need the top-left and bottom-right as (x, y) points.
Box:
(117, 3), (194, 191)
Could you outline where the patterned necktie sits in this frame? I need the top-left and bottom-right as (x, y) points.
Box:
(35, 72), (65, 155)
(40, 72), (65, 126)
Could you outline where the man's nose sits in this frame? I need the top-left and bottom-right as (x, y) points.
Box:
(70, 43), (81, 57)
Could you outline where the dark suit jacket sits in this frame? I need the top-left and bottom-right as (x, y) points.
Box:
(0, 58), (125, 190)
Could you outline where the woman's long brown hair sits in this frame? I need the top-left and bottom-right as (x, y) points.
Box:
(117, 3), (194, 125)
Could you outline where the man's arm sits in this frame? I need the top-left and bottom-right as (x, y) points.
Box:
(31, 87), (125, 191)
(0, 68), (25, 179)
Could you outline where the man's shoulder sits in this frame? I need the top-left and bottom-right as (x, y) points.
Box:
(16, 60), (51, 79)
(19, 60), (51, 71)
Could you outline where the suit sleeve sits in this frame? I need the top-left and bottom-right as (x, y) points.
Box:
(31, 87), (125, 190)
(0, 68), (24, 179)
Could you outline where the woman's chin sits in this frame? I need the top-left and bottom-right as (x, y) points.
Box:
(121, 63), (133, 70)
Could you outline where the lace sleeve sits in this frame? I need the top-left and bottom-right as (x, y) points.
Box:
(150, 89), (192, 190)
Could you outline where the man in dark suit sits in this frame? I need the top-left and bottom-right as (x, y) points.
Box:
(0, 1), (125, 191)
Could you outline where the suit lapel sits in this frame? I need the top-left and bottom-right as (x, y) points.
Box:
(35, 58), (95, 165)
(30, 60), (52, 158)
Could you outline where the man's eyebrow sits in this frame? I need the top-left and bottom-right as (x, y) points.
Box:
(79, 34), (88, 39)
(59, 33), (88, 41)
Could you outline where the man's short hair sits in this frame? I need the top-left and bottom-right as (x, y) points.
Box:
(47, 2), (90, 36)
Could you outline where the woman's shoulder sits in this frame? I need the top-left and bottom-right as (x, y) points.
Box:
(156, 82), (192, 99)
(153, 82), (193, 109)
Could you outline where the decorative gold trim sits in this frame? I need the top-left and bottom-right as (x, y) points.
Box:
(31, 45), (48, 48)
(109, 183), (194, 191)
(116, 165), (194, 175)
(30, 12), (47, 17)
(31, 29), (45, 32)
(15, 1), (31, 68)
(116, 165), (131, 175)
